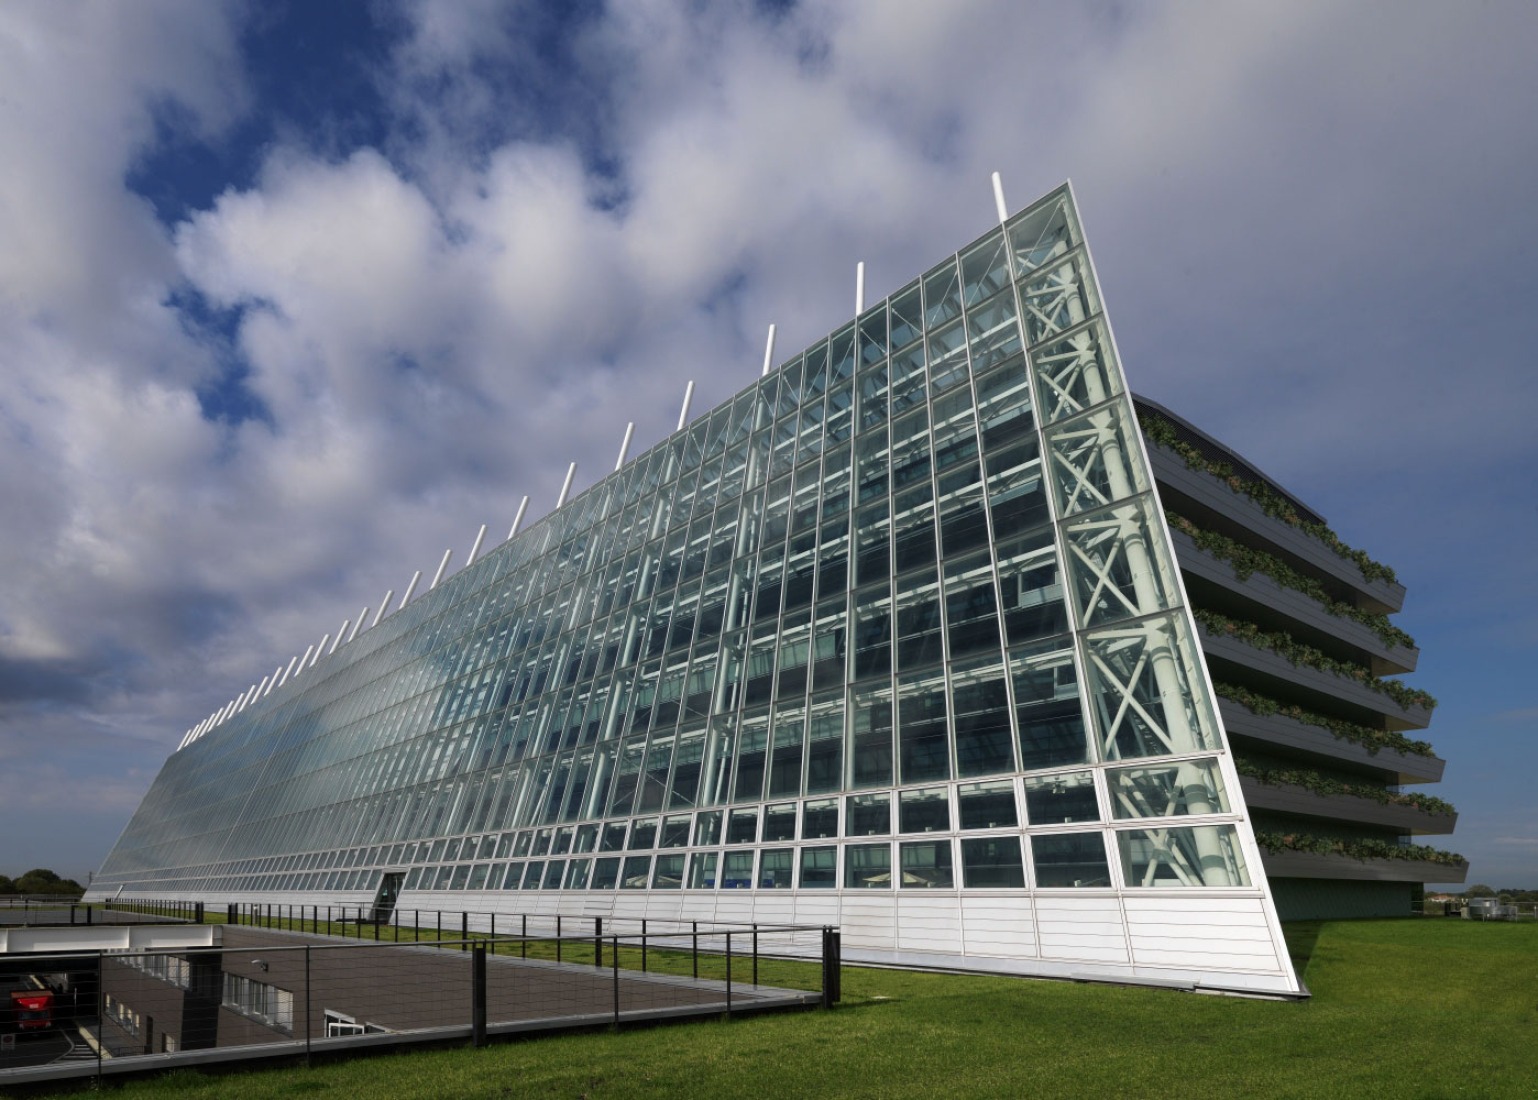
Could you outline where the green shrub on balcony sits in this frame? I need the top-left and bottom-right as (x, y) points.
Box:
(1235, 759), (1455, 816)
(1194, 609), (1437, 712)
(1139, 409), (1397, 586)
(1254, 831), (1464, 866)
(1167, 512), (1415, 651)
(1213, 682), (1435, 758)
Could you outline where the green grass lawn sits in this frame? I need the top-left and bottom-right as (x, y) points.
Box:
(29, 918), (1538, 1099)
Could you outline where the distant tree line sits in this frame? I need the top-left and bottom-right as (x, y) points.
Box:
(0, 868), (84, 896)
(1456, 884), (1538, 903)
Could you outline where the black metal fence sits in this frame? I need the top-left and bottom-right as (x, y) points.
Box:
(0, 906), (839, 1088)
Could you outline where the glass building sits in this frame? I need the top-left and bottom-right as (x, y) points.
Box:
(92, 184), (1324, 995)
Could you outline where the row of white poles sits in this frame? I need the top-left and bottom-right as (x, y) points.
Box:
(181, 174), (1015, 750)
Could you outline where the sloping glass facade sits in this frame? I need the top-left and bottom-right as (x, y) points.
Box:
(93, 185), (1299, 994)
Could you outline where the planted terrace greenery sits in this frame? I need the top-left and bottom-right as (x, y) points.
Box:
(1234, 759), (1456, 817)
(1192, 608), (1437, 713)
(1138, 408), (1397, 586)
(1212, 682), (1435, 758)
(1166, 511), (1415, 651)
(1254, 831), (1465, 867)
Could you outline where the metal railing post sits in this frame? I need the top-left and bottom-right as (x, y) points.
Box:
(595, 917), (603, 968)
(641, 919), (647, 973)
(305, 946), (313, 1060)
(725, 931), (732, 1016)
(96, 950), (104, 1085)
(521, 915), (527, 959)
(692, 921), (698, 979)
(611, 934), (621, 1025)
(471, 943), (488, 1048)
(752, 924), (759, 987)
(461, 911), (468, 951)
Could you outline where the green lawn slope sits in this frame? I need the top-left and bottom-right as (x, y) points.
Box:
(26, 919), (1538, 1099)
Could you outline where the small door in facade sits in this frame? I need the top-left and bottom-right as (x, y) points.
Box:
(371, 872), (405, 923)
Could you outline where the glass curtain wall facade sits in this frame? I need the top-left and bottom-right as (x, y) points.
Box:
(92, 185), (1300, 995)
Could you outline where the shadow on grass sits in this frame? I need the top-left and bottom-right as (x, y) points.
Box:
(1280, 921), (1323, 978)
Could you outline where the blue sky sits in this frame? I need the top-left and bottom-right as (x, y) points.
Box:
(1, 1), (1534, 890)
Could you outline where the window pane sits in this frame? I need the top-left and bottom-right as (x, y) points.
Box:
(900, 840), (954, 889)
(1107, 760), (1230, 819)
(760, 848), (794, 888)
(590, 857), (620, 889)
(763, 803), (797, 842)
(846, 793), (890, 836)
(620, 855), (652, 888)
(960, 837), (1026, 888)
(898, 787), (950, 833)
(689, 852), (719, 889)
(1117, 825), (1250, 888)
(652, 853), (685, 889)
(1030, 832), (1111, 887)
(845, 843), (891, 888)
(802, 798), (839, 840)
(722, 850), (754, 888)
(958, 780), (1018, 830)
(799, 846), (837, 888)
(1024, 771), (1100, 824)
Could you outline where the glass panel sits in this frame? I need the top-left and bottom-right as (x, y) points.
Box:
(1061, 494), (1181, 629)
(889, 281), (922, 350)
(846, 792), (891, 836)
(590, 856), (620, 889)
(628, 818), (657, 849)
(899, 840), (953, 888)
(1013, 645), (1090, 769)
(950, 657), (1014, 778)
(727, 807), (759, 844)
(848, 680), (893, 788)
(957, 780), (1018, 830)
(1044, 402), (1150, 517)
(722, 850), (755, 888)
(652, 853), (686, 888)
(660, 814), (693, 847)
(897, 666), (950, 783)
(799, 846), (837, 888)
(1117, 825), (1250, 887)
(767, 706), (805, 798)
(1107, 759), (1230, 819)
(898, 787), (950, 833)
(688, 852), (719, 889)
(960, 228), (1011, 306)
(960, 837), (1026, 888)
(1019, 247), (1099, 347)
(566, 857), (592, 889)
(802, 798), (838, 839)
(922, 259), (962, 331)
(804, 694), (844, 794)
(1030, 832), (1111, 888)
(1083, 614), (1218, 760)
(620, 855), (651, 888)
(1007, 192), (1076, 279)
(845, 843), (892, 888)
(760, 847), (794, 888)
(763, 802), (797, 842)
(1029, 320), (1120, 425)
(1024, 771), (1100, 824)
(694, 810), (722, 846)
